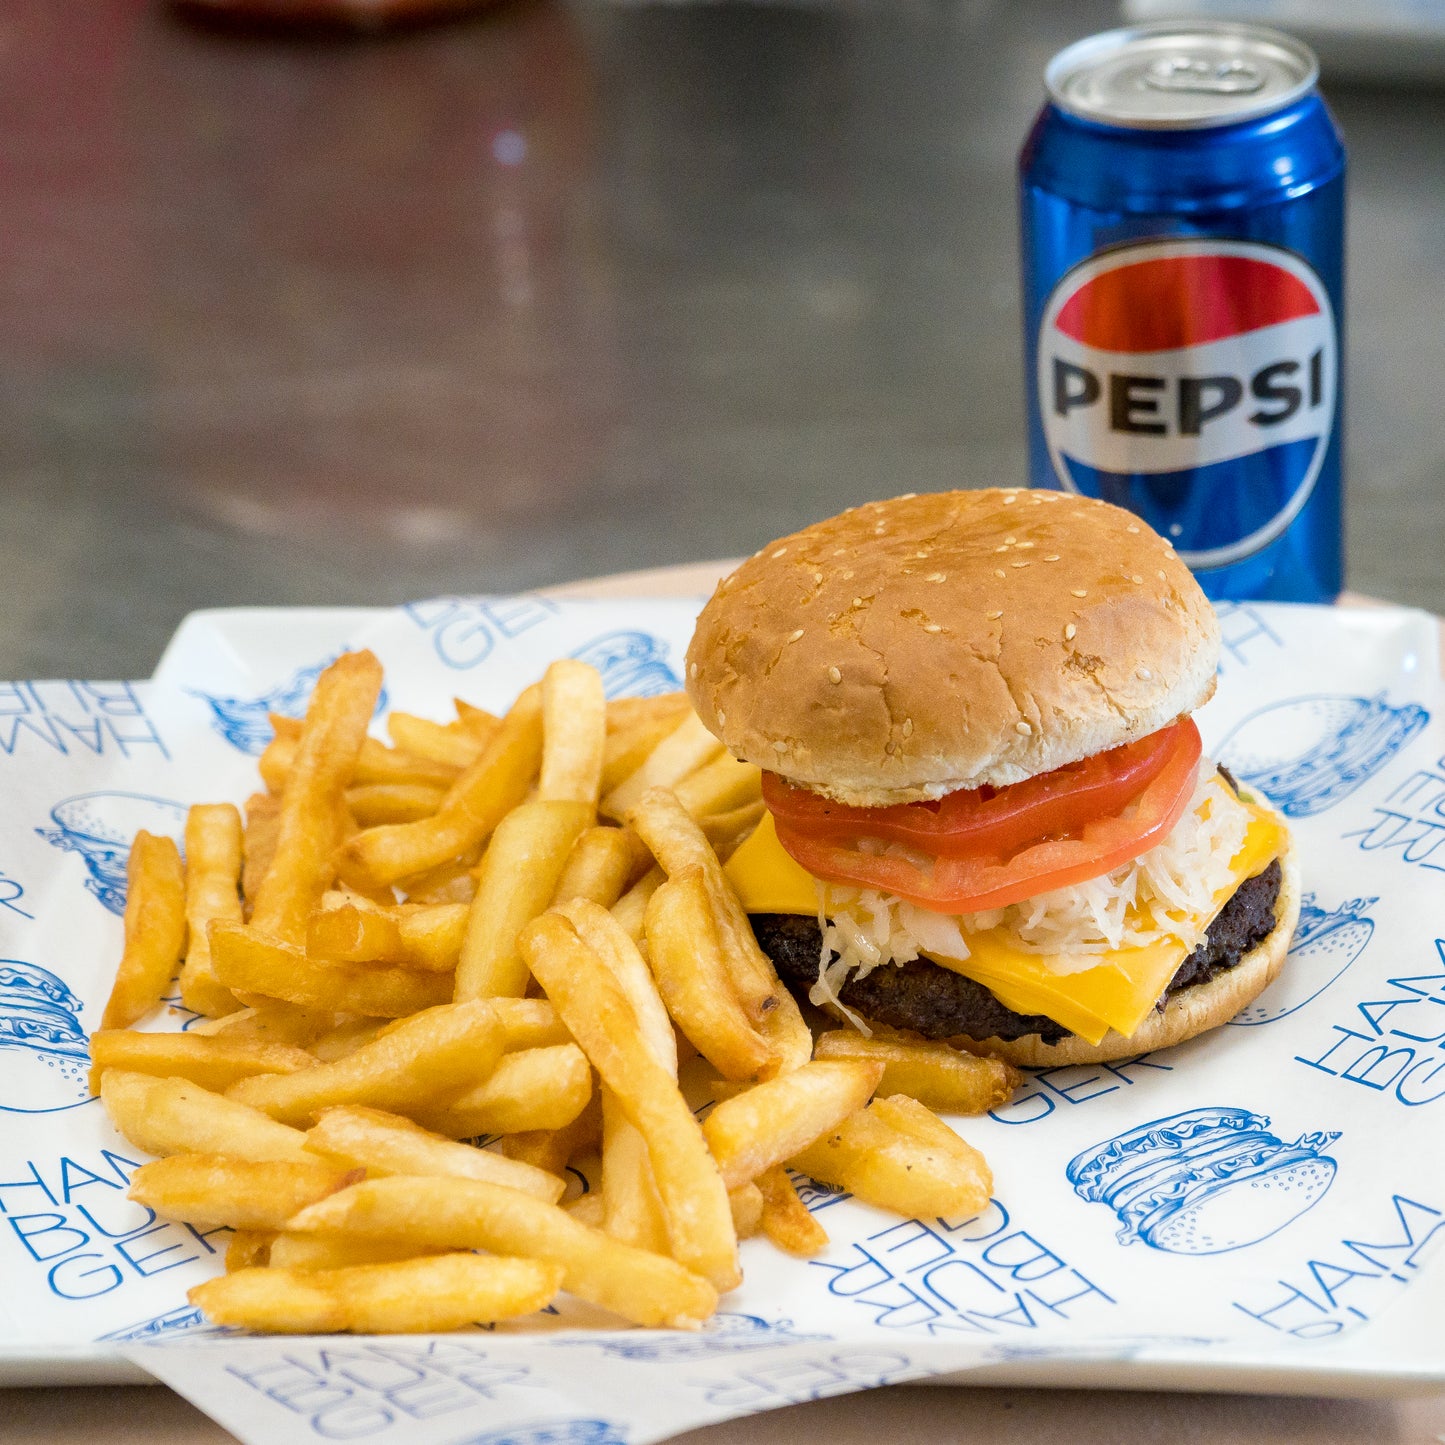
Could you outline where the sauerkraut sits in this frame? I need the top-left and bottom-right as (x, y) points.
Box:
(809, 763), (1253, 1019)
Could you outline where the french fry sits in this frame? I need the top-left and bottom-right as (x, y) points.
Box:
(310, 1018), (388, 1062)
(304, 1105), (565, 1203)
(453, 801), (592, 1000)
(628, 789), (811, 1071)
(702, 1059), (884, 1190)
(413, 1043), (592, 1138)
(345, 783), (446, 827)
(179, 803), (243, 1017)
(129, 1155), (360, 1230)
(306, 903), (405, 964)
(394, 853), (480, 905)
(599, 1086), (670, 1254)
(100, 1072), (313, 1164)
(287, 1176), (717, 1329)
(88, 1031), (315, 1095)
(729, 1183), (765, 1239)
(521, 913), (739, 1292)
(340, 684), (543, 888)
(813, 1031), (1022, 1115)
(455, 699), (501, 740)
(500, 1094), (601, 1176)
(251, 652), (384, 943)
(242, 793), (282, 912)
(539, 660), (606, 808)
(699, 802), (767, 863)
(605, 693), (690, 732)
(551, 826), (646, 910)
(565, 1191), (606, 1229)
(211, 922), (451, 1018)
(601, 718), (684, 797)
(228, 1000), (506, 1127)
(645, 872), (772, 1081)
(757, 1167), (829, 1257)
(226, 1230), (274, 1272)
(265, 722), (460, 793)
(610, 865), (664, 943)
(790, 1094), (993, 1221)
(555, 902), (676, 1259)
(191, 1254), (562, 1334)
(196, 999), (337, 1049)
(266, 1234), (436, 1271)
(387, 713), (486, 771)
(672, 754), (763, 821)
(396, 903), (470, 970)
(601, 713), (725, 821)
(490, 997), (572, 1052)
(100, 831), (187, 1029)
(554, 900), (675, 1074)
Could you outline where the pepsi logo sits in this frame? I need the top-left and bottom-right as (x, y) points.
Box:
(1038, 239), (1337, 569)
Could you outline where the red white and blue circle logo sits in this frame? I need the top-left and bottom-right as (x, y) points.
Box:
(1038, 239), (1337, 569)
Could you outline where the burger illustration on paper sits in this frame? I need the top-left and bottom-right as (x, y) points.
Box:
(36, 792), (188, 915)
(192, 656), (387, 755)
(95, 1305), (220, 1345)
(553, 1312), (830, 1360)
(570, 630), (681, 699)
(1067, 1106), (1339, 1255)
(1229, 893), (1375, 1027)
(1217, 693), (1427, 818)
(0, 960), (90, 1112)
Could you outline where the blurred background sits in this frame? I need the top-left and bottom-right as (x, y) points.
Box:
(4, 0), (1443, 677)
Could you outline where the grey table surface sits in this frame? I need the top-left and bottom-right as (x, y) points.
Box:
(5, 0), (1445, 1439)
(3, 0), (1442, 683)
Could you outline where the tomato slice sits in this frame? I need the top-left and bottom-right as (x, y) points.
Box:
(770, 718), (1203, 914)
(763, 721), (1191, 859)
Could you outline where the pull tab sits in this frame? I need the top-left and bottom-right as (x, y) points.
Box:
(1143, 54), (1265, 96)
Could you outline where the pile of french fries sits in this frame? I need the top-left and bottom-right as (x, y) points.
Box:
(92, 650), (1018, 1335)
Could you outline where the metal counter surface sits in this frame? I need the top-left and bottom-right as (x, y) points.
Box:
(2, 0), (1442, 679)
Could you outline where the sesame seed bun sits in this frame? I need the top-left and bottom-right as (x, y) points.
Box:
(686, 489), (1221, 807)
(960, 821), (1300, 1066)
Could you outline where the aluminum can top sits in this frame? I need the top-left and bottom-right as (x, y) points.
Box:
(1046, 22), (1318, 131)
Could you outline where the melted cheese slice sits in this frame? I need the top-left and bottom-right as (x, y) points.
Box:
(726, 806), (1284, 1046)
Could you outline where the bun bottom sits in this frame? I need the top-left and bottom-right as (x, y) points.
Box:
(958, 835), (1301, 1068)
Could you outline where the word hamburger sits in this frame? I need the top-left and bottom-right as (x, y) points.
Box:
(686, 488), (1299, 1066)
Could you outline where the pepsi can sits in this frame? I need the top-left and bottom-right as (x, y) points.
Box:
(1020, 23), (1345, 601)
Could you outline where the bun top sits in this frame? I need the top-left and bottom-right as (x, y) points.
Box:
(685, 489), (1220, 806)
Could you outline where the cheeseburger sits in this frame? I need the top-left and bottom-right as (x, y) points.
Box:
(686, 489), (1299, 1066)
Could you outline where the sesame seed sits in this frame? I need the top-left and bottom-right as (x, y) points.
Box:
(787, 629), (804, 643)
(773, 740), (789, 753)
(1016, 540), (1035, 549)
(1137, 668), (1152, 681)
(1011, 560), (1029, 569)
(1064, 623), (1076, 641)
(1002, 494), (1017, 505)
(1015, 721), (1033, 736)
(926, 573), (947, 583)
(828, 666), (842, 684)
(853, 597), (863, 608)
(923, 623), (942, 634)
(842, 570), (855, 581)
(1004, 536), (1016, 545)
(885, 740), (897, 755)
(898, 493), (917, 500)
(1071, 588), (1088, 598)
(689, 662), (698, 678)
(995, 544), (1010, 554)
(1044, 554), (1060, 562)
(915, 550), (930, 559)
(772, 547), (789, 559)
(1157, 570), (1166, 581)
(1131, 574), (1143, 585)
(813, 572), (824, 584)
(994, 569), (1006, 579)
(902, 718), (914, 739)
(1126, 525), (1140, 534)
(716, 710), (726, 726)
(986, 610), (1002, 620)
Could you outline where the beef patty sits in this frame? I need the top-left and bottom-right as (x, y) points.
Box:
(752, 858), (1282, 1046)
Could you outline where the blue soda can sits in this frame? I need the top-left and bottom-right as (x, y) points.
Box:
(1019, 23), (1346, 601)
